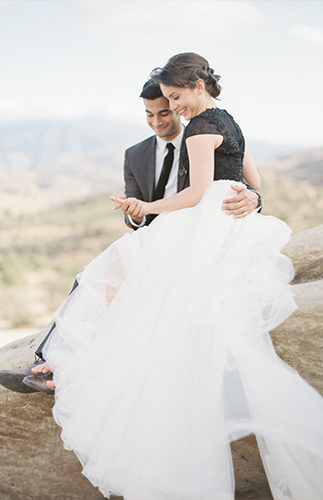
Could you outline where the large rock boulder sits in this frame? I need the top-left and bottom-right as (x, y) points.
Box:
(0, 225), (322, 500)
(233, 225), (323, 499)
(0, 327), (109, 500)
(282, 224), (323, 284)
(276, 225), (323, 393)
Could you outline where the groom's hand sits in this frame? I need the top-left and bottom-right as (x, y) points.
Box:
(222, 185), (259, 219)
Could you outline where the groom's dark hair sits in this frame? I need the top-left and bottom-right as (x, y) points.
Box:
(139, 79), (163, 100)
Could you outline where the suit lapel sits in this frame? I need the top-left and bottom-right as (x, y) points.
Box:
(177, 127), (189, 192)
(142, 136), (156, 202)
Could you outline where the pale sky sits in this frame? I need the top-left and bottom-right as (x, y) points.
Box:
(0, 0), (322, 147)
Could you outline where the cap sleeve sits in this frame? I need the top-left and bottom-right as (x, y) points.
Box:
(185, 115), (223, 140)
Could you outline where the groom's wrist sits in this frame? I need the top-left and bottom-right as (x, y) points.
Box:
(255, 192), (263, 212)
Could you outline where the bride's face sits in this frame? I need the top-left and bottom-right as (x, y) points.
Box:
(160, 84), (201, 121)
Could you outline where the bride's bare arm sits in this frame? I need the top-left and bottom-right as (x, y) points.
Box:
(111, 134), (223, 217)
(242, 146), (261, 190)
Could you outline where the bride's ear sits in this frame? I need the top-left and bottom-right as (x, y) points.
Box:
(196, 78), (205, 95)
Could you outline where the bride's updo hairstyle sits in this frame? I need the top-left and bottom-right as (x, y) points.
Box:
(151, 52), (221, 99)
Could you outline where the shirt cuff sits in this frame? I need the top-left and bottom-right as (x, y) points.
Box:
(128, 214), (146, 228)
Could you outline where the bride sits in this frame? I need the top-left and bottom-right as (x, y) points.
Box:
(35, 53), (323, 500)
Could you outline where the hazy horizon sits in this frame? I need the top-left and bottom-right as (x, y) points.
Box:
(0, 1), (322, 149)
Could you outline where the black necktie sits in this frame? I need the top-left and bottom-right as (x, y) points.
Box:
(153, 143), (175, 201)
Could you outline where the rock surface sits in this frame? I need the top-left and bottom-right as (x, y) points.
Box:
(282, 224), (323, 283)
(0, 327), (107, 500)
(0, 225), (322, 500)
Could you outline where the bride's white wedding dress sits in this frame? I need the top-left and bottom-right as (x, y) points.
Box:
(44, 181), (323, 500)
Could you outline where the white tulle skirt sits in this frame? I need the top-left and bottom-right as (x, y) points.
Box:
(44, 181), (323, 500)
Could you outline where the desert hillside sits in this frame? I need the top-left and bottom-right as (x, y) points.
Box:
(258, 147), (323, 231)
(0, 142), (322, 330)
(0, 192), (128, 329)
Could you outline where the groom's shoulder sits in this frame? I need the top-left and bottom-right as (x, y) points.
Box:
(125, 134), (156, 157)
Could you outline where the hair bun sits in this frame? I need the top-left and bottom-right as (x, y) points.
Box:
(151, 52), (222, 100)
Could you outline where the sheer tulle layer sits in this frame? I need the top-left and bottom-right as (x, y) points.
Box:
(44, 181), (323, 500)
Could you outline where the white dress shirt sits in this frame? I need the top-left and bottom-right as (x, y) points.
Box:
(155, 131), (184, 199)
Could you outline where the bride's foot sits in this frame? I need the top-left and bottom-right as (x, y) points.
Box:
(46, 378), (56, 390)
(22, 361), (55, 394)
(31, 360), (51, 375)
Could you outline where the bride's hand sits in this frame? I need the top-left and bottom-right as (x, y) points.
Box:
(110, 194), (126, 210)
(110, 196), (150, 218)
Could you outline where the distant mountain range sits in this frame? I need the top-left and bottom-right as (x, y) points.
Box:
(0, 117), (149, 168)
(0, 117), (322, 223)
(258, 148), (323, 186)
(0, 117), (305, 168)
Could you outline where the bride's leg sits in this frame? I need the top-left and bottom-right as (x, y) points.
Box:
(39, 239), (138, 391)
(103, 244), (131, 306)
(105, 284), (119, 306)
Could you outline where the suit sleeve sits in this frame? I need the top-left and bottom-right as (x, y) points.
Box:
(123, 149), (145, 230)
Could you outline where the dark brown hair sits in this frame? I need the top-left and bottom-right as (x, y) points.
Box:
(139, 79), (163, 100)
(151, 53), (221, 99)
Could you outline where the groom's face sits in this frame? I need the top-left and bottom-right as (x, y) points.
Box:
(144, 97), (182, 142)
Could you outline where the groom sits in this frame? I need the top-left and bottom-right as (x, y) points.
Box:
(0, 79), (262, 394)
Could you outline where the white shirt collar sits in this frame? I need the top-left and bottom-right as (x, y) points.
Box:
(156, 127), (184, 152)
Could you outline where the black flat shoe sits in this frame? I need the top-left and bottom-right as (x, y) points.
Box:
(22, 373), (54, 395)
(0, 359), (45, 393)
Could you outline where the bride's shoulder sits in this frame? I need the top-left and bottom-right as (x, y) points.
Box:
(185, 109), (224, 138)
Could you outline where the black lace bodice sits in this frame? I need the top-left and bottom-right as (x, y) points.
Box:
(181, 108), (245, 182)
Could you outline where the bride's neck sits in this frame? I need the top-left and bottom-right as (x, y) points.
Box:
(197, 96), (215, 115)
